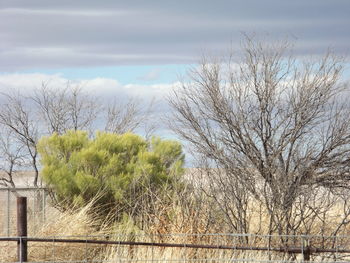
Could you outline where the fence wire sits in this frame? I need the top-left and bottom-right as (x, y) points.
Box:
(0, 188), (50, 236)
(1, 189), (350, 262)
(1, 233), (350, 263)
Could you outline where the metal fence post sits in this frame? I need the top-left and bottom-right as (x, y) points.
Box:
(33, 190), (36, 233)
(17, 196), (27, 262)
(302, 237), (310, 262)
(42, 189), (46, 223)
(7, 189), (10, 237)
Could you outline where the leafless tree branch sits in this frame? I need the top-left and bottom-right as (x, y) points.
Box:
(169, 36), (349, 235)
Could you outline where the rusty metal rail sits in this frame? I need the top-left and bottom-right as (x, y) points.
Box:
(1, 236), (350, 254)
(2, 235), (350, 263)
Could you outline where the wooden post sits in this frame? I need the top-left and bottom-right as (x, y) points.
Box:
(17, 197), (27, 262)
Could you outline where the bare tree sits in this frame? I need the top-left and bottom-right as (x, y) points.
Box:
(105, 97), (156, 137)
(169, 36), (350, 235)
(67, 85), (99, 132)
(0, 127), (27, 188)
(0, 92), (40, 187)
(33, 83), (154, 136)
(32, 83), (99, 134)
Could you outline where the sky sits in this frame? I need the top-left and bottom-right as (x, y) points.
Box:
(1, 0), (350, 148)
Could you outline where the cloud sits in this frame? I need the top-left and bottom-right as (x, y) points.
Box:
(1, 0), (349, 71)
(0, 73), (67, 94)
(0, 72), (177, 102)
(0, 8), (134, 17)
(137, 68), (162, 82)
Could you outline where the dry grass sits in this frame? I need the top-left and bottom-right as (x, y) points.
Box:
(103, 246), (292, 263)
(0, 201), (109, 262)
(1, 188), (350, 262)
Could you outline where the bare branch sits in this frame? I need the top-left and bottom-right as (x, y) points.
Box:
(0, 92), (39, 186)
(104, 97), (155, 135)
(169, 36), (349, 234)
(32, 83), (100, 134)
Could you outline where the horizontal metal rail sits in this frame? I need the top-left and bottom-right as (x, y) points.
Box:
(0, 187), (48, 191)
(1, 237), (350, 254)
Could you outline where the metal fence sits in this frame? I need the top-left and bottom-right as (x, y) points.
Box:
(1, 193), (350, 262)
(0, 187), (50, 236)
(2, 233), (350, 262)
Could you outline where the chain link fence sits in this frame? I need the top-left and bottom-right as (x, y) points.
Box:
(0, 188), (50, 236)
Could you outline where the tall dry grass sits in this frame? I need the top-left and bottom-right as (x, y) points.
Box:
(0, 201), (110, 262)
(1, 187), (350, 262)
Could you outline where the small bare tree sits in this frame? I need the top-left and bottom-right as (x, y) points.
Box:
(0, 127), (27, 188)
(105, 97), (156, 137)
(67, 85), (100, 132)
(33, 83), (155, 136)
(0, 92), (40, 187)
(32, 83), (100, 134)
(169, 36), (350, 235)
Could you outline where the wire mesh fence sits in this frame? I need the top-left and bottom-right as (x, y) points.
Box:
(1, 233), (350, 262)
(1, 191), (350, 262)
(0, 188), (50, 236)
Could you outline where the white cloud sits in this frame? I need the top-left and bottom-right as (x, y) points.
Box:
(78, 78), (121, 94)
(123, 82), (180, 98)
(0, 73), (67, 94)
(137, 68), (162, 82)
(0, 72), (178, 101)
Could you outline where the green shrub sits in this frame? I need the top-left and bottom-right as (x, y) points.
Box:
(38, 130), (185, 216)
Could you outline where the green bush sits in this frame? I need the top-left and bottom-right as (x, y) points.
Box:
(37, 130), (185, 216)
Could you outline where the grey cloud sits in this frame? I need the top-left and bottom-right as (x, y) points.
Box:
(1, 0), (350, 71)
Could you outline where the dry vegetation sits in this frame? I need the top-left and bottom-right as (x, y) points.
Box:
(169, 36), (350, 240)
(2, 182), (350, 262)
